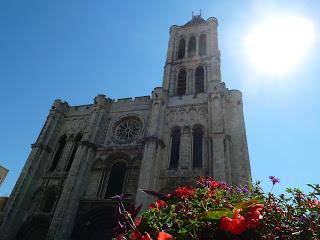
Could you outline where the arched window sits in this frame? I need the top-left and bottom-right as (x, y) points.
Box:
(177, 69), (187, 96)
(50, 135), (67, 171)
(169, 128), (181, 169)
(199, 34), (206, 56)
(188, 36), (196, 57)
(41, 187), (58, 213)
(193, 126), (203, 168)
(105, 162), (127, 198)
(65, 134), (82, 171)
(177, 38), (186, 59)
(195, 66), (204, 93)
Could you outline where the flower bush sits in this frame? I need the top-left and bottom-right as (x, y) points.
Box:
(113, 177), (320, 240)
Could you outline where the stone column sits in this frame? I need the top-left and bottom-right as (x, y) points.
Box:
(46, 142), (96, 240)
(208, 91), (228, 182)
(180, 126), (191, 169)
(211, 133), (226, 182)
(46, 95), (110, 240)
(135, 139), (160, 210)
(163, 27), (176, 91)
(187, 68), (193, 95)
(135, 88), (166, 210)
(196, 35), (200, 56)
(185, 38), (189, 58)
(227, 91), (251, 186)
(0, 100), (68, 240)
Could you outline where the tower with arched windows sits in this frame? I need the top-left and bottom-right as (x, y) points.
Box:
(0, 15), (251, 240)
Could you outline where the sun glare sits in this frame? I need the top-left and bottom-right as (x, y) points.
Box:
(245, 16), (315, 75)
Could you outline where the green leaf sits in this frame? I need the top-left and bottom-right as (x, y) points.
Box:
(178, 228), (188, 234)
(233, 199), (260, 212)
(201, 208), (232, 220)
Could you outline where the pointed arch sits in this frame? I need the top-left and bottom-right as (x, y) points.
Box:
(193, 125), (203, 168)
(177, 38), (186, 59)
(50, 135), (67, 171)
(177, 69), (187, 96)
(195, 66), (205, 93)
(41, 186), (59, 213)
(105, 162), (127, 198)
(65, 133), (82, 171)
(188, 36), (196, 57)
(16, 216), (50, 240)
(169, 127), (181, 169)
(71, 207), (114, 240)
(199, 34), (206, 56)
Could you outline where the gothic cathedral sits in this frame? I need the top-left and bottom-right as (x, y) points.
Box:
(0, 15), (251, 240)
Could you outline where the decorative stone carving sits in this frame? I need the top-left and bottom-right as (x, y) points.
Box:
(112, 117), (143, 144)
(63, 117), (88, 135)
(167, 104), (208, 123)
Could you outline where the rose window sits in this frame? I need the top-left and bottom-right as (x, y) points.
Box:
(114, 118), (142, 143)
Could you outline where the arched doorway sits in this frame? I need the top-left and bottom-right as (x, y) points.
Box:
(16, 216), (50, 240)
(71, 207), (115, 240)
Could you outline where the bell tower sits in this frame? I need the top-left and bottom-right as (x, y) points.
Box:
(163, 15), (221, 97)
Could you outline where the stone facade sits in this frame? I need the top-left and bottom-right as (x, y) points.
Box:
(0, 15), (251, 240)
(0, 166), (8, 187)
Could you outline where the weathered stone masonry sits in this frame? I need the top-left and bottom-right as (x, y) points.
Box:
(0, 15), (251, 240)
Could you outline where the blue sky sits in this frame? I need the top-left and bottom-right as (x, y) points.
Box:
(0, 0), (319, 196)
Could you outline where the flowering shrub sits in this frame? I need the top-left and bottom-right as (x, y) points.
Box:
(113, 177), (320, 240)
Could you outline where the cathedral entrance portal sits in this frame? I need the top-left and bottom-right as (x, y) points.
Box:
(71, 207), (114, 240)
(16, 216), (50, 240)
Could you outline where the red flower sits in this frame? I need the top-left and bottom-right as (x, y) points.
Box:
(219, 209), (247, 235)
(209, 181), (220, 189)
(130, 231), (152, 240)
(149, 200), (167, 209)
(130, 231), (141, 240)
(246, 204), (263, 229)
(220, 204), (264, 235)
(174, 186), (196, 199)
(141, 233), (152, 240)
(116, 234), (126, 240)
(135, 216), (142, 227)
(158, 231), (173, 240)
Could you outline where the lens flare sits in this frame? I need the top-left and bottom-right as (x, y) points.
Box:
(245, 16), (315, 75)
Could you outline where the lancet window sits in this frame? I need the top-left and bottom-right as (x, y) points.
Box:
(41, 187), (59, 213)
(50, 135), (67, 171)
(104, 162), (127, 198)
(193, 126), (203, 168)
(65, 134), (82, 171)
(177, 69), (187, 96)
(195, 66), (205, 93)
(177, 38), (186, 59)
(188, 36), (196, 57)
(169, 128), (181, 169)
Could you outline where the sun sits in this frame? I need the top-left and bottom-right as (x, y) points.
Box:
(245, 16), (315, 75)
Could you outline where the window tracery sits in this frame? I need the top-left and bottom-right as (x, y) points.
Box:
(113, 118), (142, 143)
